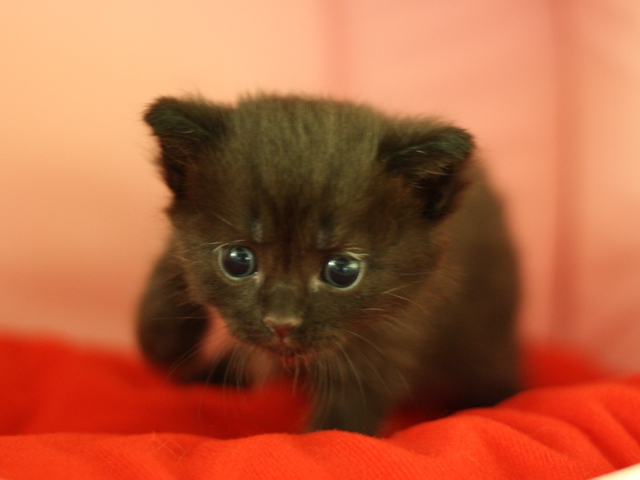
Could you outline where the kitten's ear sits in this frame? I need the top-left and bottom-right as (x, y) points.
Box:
(144, 97), (230, 197)
(380, 123), (474, 219)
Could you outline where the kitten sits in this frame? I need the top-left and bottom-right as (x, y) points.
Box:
(137, 94), (520, 435)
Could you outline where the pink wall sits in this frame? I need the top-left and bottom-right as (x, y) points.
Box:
(550, 0), (640, 369)
(0, 1), (638, 371)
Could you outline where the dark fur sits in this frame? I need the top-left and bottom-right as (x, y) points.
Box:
(137, 94), (520, 435)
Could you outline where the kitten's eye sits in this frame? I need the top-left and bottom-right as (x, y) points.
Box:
(220, 246), (257, 279)
(322, 256), (362, 288)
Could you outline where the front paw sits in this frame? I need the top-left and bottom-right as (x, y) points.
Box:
(307, 393), (386, 436)
(137, 314), (209, 381)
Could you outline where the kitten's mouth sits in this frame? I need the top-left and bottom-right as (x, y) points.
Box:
(264, 344), (309, 367)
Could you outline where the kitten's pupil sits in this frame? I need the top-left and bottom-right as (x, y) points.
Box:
(322, 256), (362, 288)
(221, 246), (257, 278)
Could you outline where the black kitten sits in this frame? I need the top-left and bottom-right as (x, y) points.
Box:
(137, 94), (520, 435)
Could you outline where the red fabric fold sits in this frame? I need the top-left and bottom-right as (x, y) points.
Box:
(0, 335), (638, 479)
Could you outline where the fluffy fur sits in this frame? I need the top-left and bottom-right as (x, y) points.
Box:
(137, 94), (520, 435)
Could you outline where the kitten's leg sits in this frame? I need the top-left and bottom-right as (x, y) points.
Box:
(452, 337), (521, 410)
(307, 383), (390, 436)
(306, 348), (405, 435)
(137, 250), (213, 381)
(431, 326), (521, 412)
(138, 250), (251, 385)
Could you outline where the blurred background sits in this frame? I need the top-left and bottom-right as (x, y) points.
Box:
(1, 0), (639, 372)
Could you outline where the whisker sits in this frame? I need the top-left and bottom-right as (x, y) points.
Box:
(312, 353), (332, 430)
(380, 281), (423, 295)
(373, 314), (410, 334)
(338, 346), (366, 410)
(170, 253), (191, 264)
(165, 337), (210, 379)
(211, 242), (231, 254)
(343, 329), (409, 396)
(292, 356), (302, 393)
(231, 345), (255, 421)
(172, 242), (235, 262)
(223, 342), (244, 391)
(382, 292), (430, 316)
(212, 213), (237, 229)
(398, 271), (431, 277)
(164, 318), (228, 372)
(149, 315), (207, 321)
(195, 339), (239, 430)
(344, 329), (387, 358)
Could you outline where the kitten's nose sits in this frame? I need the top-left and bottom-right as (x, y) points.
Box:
(263, 316), (301, 340)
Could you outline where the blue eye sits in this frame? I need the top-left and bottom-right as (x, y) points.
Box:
(220, 246), (257, 279)
(322, 256), (362, 288)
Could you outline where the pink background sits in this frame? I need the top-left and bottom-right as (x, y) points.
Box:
(1, 1), (639, 371)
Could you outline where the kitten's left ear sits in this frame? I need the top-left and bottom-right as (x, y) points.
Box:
(380, 123), (474, 219)
(144, 96), (230, 197)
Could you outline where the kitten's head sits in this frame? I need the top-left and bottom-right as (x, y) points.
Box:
(144, 94), (474, 360)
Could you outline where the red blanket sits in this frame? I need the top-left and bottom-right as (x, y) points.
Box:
(0, 335), (638, 479)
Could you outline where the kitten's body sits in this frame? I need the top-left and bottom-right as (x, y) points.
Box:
(138, 94), (520, 435)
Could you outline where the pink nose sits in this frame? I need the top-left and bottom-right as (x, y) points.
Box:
(264, 316), (301, 339)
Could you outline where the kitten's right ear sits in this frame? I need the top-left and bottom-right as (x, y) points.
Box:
(380, 122), (474, 220)
(144, 97), (230, 197)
